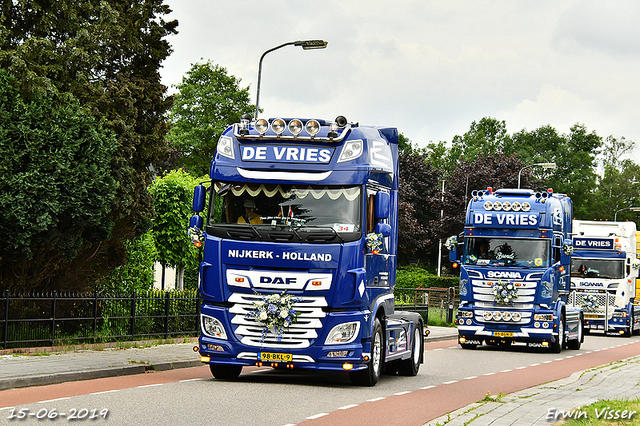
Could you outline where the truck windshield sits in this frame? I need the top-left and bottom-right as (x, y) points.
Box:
(208, 182), (362, 233)
(463, 237), (550, 268)
(570, 259), (625, 279)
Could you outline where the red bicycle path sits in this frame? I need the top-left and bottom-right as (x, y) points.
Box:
(1, 340), (639, 426)
(298, 340), (640, 426)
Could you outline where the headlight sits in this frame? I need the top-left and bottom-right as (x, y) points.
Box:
(502, 201), (511, 211)
(325, 322), (360, 344)
(492, 311), (503, 321)
(459, 311), (473, 318)
(512, 312), (522, 321)
(201, 315), (227, 340)
(483, 201), (493, 210)
(503, 312), (512, 321)
(522, 202), (531, 212)
(493, 201), (503, 211)
(483, 311), (493, 321)
(337, 139), (363, 163)
(217, 135), (234, 159)
(612, 311), (628, 318)
(511, 202), (521, 211)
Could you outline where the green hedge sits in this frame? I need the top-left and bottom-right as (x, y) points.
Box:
(396, 266), (458, 289)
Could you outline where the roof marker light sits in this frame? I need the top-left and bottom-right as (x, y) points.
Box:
(305, 119), (320, 137)
(271, 118), (286, 136)
(255, 118), (269, 135)
(288, 119), (303, 136)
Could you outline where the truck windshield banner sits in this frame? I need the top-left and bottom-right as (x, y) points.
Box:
(472, 212), (540, 228)
(241, 145), (334, 164)
(573, 238), (614, 250)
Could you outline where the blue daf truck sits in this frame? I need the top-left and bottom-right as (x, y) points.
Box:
(189, 115), (423, 386)
(447, 188), (583, 352)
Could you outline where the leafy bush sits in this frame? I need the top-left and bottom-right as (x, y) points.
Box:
(100, 233), (157, 294)
(396, 265), (458, 289)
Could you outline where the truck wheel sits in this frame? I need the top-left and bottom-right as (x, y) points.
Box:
(550, 315), (564, 354)
(350, 318), (383, 386)
(623, 312), (633, 337)
(398, 322), (423, 376)
(567, 317), (582, 350)
(209, 364), (243, 380)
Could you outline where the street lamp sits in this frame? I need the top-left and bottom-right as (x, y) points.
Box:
(254, 40), (328, 119)
(614, 207), (640, 221)
(517, 162), (556, 189)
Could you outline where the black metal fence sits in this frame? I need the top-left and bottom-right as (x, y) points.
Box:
(0, 290), (200, 349)
(395, 286), (460, 324)
(1, 287), (458, 350)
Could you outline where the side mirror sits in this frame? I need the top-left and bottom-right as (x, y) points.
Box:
(375, 222), (392, 237)
(189, 214), (203, 230)
(561, 239), (573, 265)
(193, 185), (205, 213)
(375, 192), (390, 219)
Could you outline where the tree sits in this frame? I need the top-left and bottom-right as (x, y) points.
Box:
(168, 60), (255, 176)
(509, 124), (601, 218)
(398, 150), (442, 265)
(149, 170), (204, 290)
(590, 136), (640, 221)
(0, 70), (116, 291)
(0, 1), (178, 290)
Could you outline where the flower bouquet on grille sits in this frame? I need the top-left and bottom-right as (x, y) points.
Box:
(492, 279), (518, 305)
(246, 291), (302, 342)
(581, 293), (599, 312)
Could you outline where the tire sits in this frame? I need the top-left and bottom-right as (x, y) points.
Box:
(550, 315), (564, 354)
(623, 312), (633, 338)
(209, 364), (243, 380)
(398, 322), (423, 376)
(350, 318), (383, 386)
(567, 316), (582, 350)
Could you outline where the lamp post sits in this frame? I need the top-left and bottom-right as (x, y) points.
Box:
(254, 40), (328, 119)
(614, 207), (640, 221)
(437, 179), (445, 277)
(517, 162), (556, 189)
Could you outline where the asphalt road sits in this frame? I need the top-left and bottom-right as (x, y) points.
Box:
(1, 333), (639, 426)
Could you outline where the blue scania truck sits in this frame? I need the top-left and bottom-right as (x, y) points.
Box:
(448, 188), (583, 352)
(189, 115), (423, 386)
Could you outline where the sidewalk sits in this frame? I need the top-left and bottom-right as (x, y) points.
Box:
(425, 355), (640, 425)
(0, 326), (457, 391)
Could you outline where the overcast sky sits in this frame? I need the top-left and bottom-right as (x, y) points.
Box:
(160, 0), (640, 163)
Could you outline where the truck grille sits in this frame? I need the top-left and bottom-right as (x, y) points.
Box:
(228, 292), (327, 348)
(472, 279), (536, 310)
(568, 292), (617, 318)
